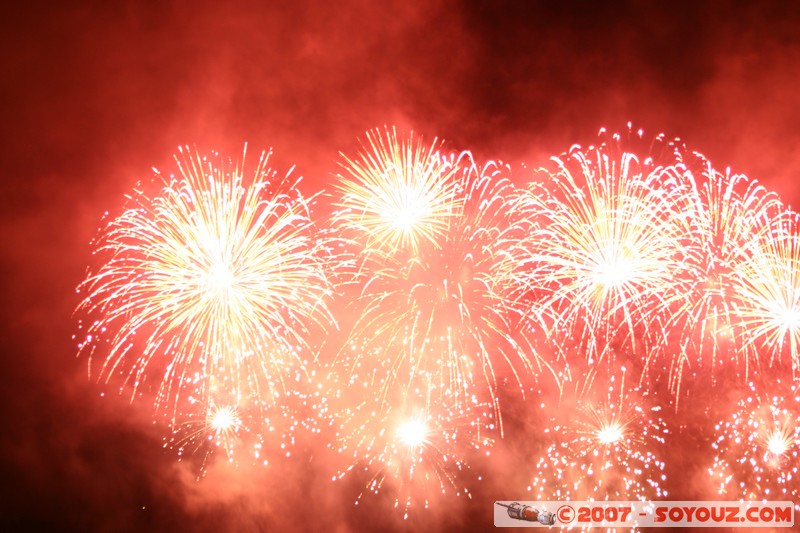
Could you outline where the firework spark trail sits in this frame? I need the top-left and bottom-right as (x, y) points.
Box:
(708, 379), (800, 511)
(663, 155), (784, 394)
(333, 131), (552, 429)
(513, 130), (691, 380)
(528, 369), (668, 514)
(75, 146), (334, 448)
(730, 212), (800, 378)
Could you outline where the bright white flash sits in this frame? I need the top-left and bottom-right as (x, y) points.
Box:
(397, 417), (428, 448)
(596, 252), (635, 289)
(210, 405), (238, 433)
(596, 420), (624, 444)
(382, 184), (430, 234)
(766, 430), (791, 456)
(778, 307), (800, 332)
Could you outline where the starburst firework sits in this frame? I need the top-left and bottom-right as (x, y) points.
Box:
(168, 386), (249, 472)
(75, 146), (333, 428)
(334, 126), (462, 257)
(513, 130), (690, 375)
(330, 372), (494, 520)
(730, 213), (800, 377)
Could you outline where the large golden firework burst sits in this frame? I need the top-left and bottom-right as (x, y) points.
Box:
(76, 146), (333, 419)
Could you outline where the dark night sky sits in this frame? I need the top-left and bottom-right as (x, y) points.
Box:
(2, 1), (800, 531)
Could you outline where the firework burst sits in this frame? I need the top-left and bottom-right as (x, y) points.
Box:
(167, 386), (249, 473)
(528, 369), (668, 505)
(164, 374), (316, 476)
(663, 153), (784, 393)
(75, 146), (333, 426)
(513, 129), (691, 377)
(333, 136), (549, 427)
(730, 212), (800, 378)
(71, 125), (800, 522)
(329, 370), (494, 519)
(708, 379), (799, 510)
(333, 126), (463, 257)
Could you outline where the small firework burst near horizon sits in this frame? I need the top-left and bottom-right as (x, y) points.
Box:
(327, 365), (495, 520)
(168, 391), (247, 473)
(708, 379), (800, 511)
(528, 369), (668, 511)
(75, 145), (334, 470)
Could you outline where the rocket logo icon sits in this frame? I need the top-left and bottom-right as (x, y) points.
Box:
(496, 502), (556, 525)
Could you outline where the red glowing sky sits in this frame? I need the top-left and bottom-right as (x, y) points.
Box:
(1, 1), (800, 531)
